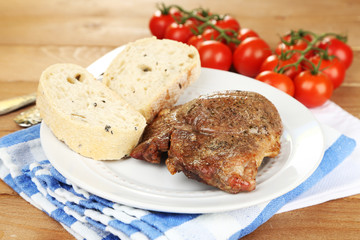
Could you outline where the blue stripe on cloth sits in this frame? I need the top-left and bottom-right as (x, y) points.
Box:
(89, 195), (115, 209)
(128, 219), (164, 240)
(50, 166), (68, 184)
(108, 219), (143, 237)
(141, 212), (199, 233)
(29, 165), (42, 174)
(0, 124), (356, 240)
(66, 201), (86, 215)
(39, 159), (50, 165)
(79, 199), (107, 212)
(36, 173), (67, 192)
(24, 161), (73, 194)
(14, 174), (39, 197)
(4, 174), (22, 194)
(102, 234), (120, 240)
(22, 163), (31, 172)
(50, 167), (91, 199)
(85, 217), (126, 240)
(50, 208), (77, 227)
(45, 193), (63, 208)
(0, 124), (40, 148)
(85, 216), (108, 232)
(229, 134), (356, 240)
(61, 182), (88, 198)
(48, 166), (88, 198)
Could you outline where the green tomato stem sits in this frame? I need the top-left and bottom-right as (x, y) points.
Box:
(276, 29), (347, 75)
(160, 4), (241, 45)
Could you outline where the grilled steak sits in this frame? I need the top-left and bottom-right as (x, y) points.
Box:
(130, 90), (282, 193)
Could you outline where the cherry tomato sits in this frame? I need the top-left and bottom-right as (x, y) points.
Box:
(184, 18), (200, 34)
(170, 9), (182, 22)
(228, 28), (259, 52)
(164, 23), (194, 43)
(304, 55), (346, 89)
(318, 38), (353, 69)
(238, 28), (259, 41)
(215, 15), (240, 36)
(198, 40), (232, 71)
(260, 54), (302, 79)
(187, 35), (205, 49)
(227, 41), (239, 52)
(192, 10), (213, 25)
(294, 70), (333, 108)
(275, 40), (310, 60)
(275, 32), (314, 60)
(233, 37), (272, 77)
(149, 10), (175, 39)
(256, 71), (295, 96)
(202, 28), (221, 41)
(281, 32), (313, 44)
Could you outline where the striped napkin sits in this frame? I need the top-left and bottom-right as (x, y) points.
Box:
(0, 101), (356, 240)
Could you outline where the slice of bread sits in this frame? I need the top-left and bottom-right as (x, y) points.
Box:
(37, 63), (146, 160)
(102, 37), (201, 123)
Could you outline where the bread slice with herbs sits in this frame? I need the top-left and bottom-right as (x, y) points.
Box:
(37, 63), (146, 160)
(102, 37), (201, 123)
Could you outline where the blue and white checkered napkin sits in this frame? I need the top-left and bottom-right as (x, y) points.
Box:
(0, 103), (357, 240)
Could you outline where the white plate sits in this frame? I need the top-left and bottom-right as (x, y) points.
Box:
(40, 47), (324, 214)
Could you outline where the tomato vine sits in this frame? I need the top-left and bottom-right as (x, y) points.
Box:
(148, 4), (353, 108)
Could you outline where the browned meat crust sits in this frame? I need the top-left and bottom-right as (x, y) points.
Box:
(130, 90), (282, 193)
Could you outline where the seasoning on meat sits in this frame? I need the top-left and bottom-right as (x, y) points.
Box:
(130, 90), (283, 193)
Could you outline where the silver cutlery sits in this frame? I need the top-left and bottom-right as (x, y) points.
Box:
(0, 93), (41, 127)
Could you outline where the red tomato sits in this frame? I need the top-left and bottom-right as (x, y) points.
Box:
(318, 38), (353, 69)
(202, 19), (218, 31)
(198, 40), (232, 71)
(294, 70), (333, 108)
(238, 28), (259, 41)
(260, 54), (302, 79)
(228, 28), (259, 52)
(187, 35), (205, 49)
(228, 41), (239, 52)
(215, 15), (240, 36)
(192, 10), (213, 25)
(233, 37), (272, 77)
(202, 28), (221, 41)
(164, 23), (194, 43)
(304, 55), (346, 89)
(228, 42), (238, 52)
(275, 40), (310, 60)
(281, 32), (313, 44)
(149, 10), (175, 39)
(275, 32), (314, 59)
(169, 9), (182, 22)
(184, 18), (199, 34)
(255, 71), (295, 96)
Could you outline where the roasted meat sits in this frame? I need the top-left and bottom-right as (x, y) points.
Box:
(130, 90), (283, 193)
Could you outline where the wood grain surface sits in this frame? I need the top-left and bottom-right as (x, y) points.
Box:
(0, 0), (360, 239)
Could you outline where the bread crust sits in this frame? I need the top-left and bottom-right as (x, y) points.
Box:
(102, 37), (201, 123)
(37, 63), (146, 160)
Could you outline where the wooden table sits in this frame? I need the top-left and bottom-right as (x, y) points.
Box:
(1, 0), (359, 239)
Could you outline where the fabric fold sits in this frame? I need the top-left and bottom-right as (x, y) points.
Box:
(0, 122), (356, 240)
